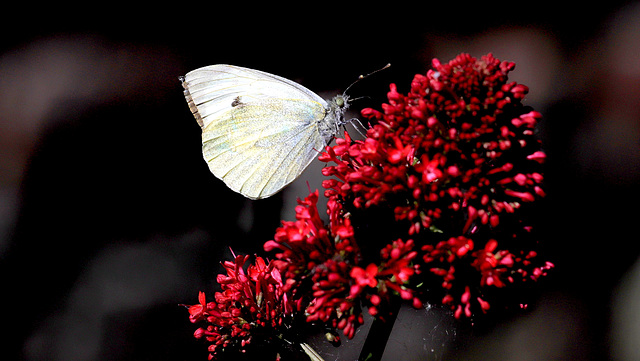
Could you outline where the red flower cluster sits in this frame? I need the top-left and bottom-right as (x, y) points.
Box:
(186, 254), (293, 360)
(350, 238), (423, 315)
(264, 190), (421, 339)
(265, 190), (362, 339)
(320, 53), (552, 318)
(186, 53), (554, 360)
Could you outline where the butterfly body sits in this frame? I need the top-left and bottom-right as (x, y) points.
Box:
(181, 65), (349, 199)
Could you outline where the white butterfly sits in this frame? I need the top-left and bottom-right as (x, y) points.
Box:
(180, 65), (351, 200)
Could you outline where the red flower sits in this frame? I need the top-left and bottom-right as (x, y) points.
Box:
(188, 291), (208, 323)
(185, 253), (294, 359)
(376, 239), (422, 308)
(264, 190), (364, 339)
(265, 190), (359, 279)
(351, 263), (379, 288)
(264, 190), (422, 339)
(471, 239), (513, 288)
(322, 54), (545, 236)
(320, 53), (553, 319)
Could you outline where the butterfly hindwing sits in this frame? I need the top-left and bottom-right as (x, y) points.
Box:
(201, 98), (327, 199)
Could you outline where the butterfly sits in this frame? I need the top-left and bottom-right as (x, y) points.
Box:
(180, 64), (353, 199)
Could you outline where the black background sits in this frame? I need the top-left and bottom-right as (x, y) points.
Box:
(2, 2), (640, 360)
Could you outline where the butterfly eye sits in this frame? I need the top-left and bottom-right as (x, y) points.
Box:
(335, 96), (345, 107)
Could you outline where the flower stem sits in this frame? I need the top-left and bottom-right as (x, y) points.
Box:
(357, 298), (401, 361)
(301, 342), (326, 361)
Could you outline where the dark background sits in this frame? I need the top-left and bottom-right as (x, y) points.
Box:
(2, 2), (640, 360)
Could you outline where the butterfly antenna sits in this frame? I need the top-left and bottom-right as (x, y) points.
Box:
(348, 95), (371, 103)
(343, 63), (391, 96)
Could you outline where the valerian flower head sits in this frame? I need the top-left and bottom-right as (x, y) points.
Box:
(320, 53), (552, 319)
(264, 190), (363, 339)
(264, 190), (421, 339)
(185, 254), (294, 360)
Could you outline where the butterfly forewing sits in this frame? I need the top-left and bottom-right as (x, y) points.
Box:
(182, 65), (330, 199)
(183, 65), (327, 128)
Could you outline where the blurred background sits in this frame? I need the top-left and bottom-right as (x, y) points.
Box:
(1, 1), (640, 360)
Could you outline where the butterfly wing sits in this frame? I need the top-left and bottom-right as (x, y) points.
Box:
(182, 64), (327, 128)
(181, 65), (329, 199)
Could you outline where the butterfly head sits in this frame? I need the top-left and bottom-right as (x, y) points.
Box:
(330, 94), (350, 120)
(317, 94), (350, 142)
(319, 64), (391, 142)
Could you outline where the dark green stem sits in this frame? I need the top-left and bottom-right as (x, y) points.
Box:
(357, 298), (401, 361)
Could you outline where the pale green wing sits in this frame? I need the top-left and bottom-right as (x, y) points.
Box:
(181, 64), (331, 199)
(202, 98), (327, 199)
(182, 64), (328, 129)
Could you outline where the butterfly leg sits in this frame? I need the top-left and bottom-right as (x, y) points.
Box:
(343, 118), (369, 139)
